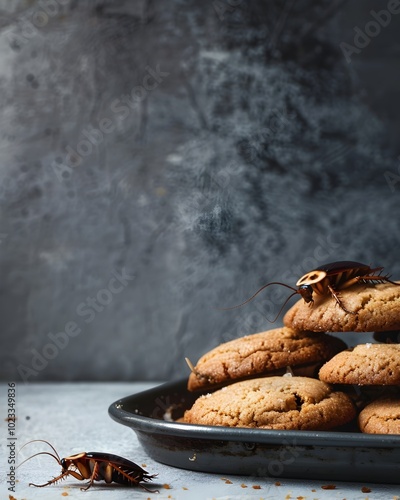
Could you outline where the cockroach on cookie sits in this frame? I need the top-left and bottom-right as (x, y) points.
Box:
(223, 261), (400, 320)
(18, 440), (158, 492)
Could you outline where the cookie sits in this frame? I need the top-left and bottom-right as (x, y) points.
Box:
(187, 327), (347, 391)
(359, 397), (400, 434)
(182, 376), (356, 430)
(283, 282), (400, 332)
(319, 343), (400, 385)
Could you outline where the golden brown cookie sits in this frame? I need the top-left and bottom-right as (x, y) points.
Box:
(186, 327), (347, 391)
(283, 282), (400, 332)
(358, 397), (400, 434)
(182, 376), (356, 430)
(319, 343), (400, 385)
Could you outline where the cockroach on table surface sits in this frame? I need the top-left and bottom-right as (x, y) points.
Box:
(18, 440), (158, 492)
(222, 261), (400, 321)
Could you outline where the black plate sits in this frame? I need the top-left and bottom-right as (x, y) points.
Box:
(109, 379), (400, 484)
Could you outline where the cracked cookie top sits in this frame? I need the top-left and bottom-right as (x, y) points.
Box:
(187, 327), (346, 391)
(283, 282), (400, 332)
(183, 376), (356, 430)
(319, 343), (400, 385)
(358, 396), (400, 434)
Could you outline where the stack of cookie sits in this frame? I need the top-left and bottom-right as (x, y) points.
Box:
(182, 281), (400, 434)
(285, 281), (400, 434)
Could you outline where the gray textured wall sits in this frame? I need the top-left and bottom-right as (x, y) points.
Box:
(1, 0), (400, 382)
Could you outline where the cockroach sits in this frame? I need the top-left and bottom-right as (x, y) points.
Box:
(18, 440), (158, 492)
(223, 261), (400, 320)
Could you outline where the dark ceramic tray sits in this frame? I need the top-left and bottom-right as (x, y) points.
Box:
(109, 379), (400, 484)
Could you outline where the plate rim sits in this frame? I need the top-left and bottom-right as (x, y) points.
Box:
(108, 379), (400, 448)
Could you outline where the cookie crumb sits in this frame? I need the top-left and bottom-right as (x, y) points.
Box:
(61, 493), (69, 497)
(362, 486), (372, 493)
(321, 484), (336, 489)
(275, 481), (281, 486)
(252, 484), (261, 489)
(240, 483), (247, 488)
(225, 479), (232, 484)
(163, 483), (171, 489)
(284, 366), (294, 377)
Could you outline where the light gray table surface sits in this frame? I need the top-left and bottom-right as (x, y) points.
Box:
(1, 382), (399, 500)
